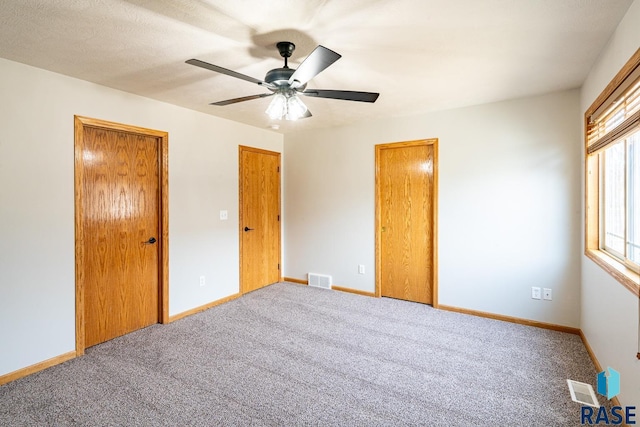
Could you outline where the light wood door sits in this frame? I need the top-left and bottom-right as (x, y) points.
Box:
(376, 140), (438, 305)
(81, 126), (160, 347)
(239, 146), (281, 294)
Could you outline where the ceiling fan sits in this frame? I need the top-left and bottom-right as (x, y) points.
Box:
(186, 41), (379, 121)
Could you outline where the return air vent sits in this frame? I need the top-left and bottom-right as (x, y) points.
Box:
(567, 379), (600, 408)
(308, 273), (332, 290)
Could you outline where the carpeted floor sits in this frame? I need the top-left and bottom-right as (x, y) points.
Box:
(0, 282), (608, 426)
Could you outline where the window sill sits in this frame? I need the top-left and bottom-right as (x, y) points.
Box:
(585, 249), (640, 296)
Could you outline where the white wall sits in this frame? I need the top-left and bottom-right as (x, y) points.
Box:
(284, 89), (581, 327)
(580, 0), (640, 408)
(0, 57), (282, 376)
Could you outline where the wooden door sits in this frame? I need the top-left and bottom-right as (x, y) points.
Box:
(239, 146), (281, 294)
(75, 117), (168, 350)
(376, 140), (438, 305)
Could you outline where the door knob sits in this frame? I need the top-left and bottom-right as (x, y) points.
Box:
(143, 237), (157, 244)
(244, 226), (254, 232)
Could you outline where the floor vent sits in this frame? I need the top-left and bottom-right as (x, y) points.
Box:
(308, 273), (332, 290)
(567, 379), (600, 408)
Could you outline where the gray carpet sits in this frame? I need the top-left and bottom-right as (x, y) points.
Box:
(1, 282), (608, 426)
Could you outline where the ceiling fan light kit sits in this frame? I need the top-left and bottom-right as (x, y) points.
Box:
(265, 90), (308, 121)
(186, 41), (379, 121)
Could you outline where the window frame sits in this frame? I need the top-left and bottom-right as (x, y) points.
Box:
(585, 49), (640, 297)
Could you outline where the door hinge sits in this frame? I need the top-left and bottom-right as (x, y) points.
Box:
(277, 166), (280, 172)
(278, 263), (280, 270)
(277, 214), (280, 221)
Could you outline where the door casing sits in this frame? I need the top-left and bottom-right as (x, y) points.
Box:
(74, 115), (169, 355)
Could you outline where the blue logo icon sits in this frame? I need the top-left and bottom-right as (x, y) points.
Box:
(597, 367), (620, 400)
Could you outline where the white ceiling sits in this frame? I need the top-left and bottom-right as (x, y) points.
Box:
(0, 0), (633, 133)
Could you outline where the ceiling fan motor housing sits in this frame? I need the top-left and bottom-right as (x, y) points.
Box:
(266, 42), (306, 92)
(265, 67), (305, 91)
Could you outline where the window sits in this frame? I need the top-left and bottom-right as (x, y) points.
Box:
(585, 49), (640, 295)
(600, 130), (640, 267)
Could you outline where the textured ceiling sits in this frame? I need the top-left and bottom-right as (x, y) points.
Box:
(0, 0), (633, 133)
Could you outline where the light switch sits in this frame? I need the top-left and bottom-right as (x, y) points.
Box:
(531, 287), (541, 300)
(220, 210), (228, 220)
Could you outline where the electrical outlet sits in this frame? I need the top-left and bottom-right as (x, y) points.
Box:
(199, 276), (206, 287)
(531, 287), (541, 300)
(358, 264), (365, 274)
(543, 288), (552, 300)
(219, 210), (228, 220)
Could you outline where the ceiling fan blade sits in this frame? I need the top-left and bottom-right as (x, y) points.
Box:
(300, 90), (379, 103)
(210, 93), (273, 106)
(186, 59), (271, 87)
(288, 46), (341, 87)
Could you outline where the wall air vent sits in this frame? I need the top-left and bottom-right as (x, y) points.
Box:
(308, 273), (332, 290)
